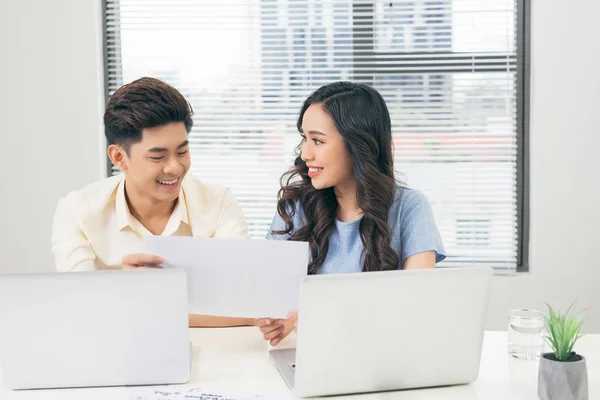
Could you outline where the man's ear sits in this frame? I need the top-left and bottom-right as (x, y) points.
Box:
(107, 144), (128, 172)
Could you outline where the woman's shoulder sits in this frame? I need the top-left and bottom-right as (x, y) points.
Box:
(391, 186), (431, 211)
(266, 200), (306, 240)
(388, 186), (437, 228)
(285, 199), (306, 221)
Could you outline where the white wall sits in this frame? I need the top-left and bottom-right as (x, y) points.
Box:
(1, 0), (598, 331)
(484, 0), (600, 333)
(0, 0), (105, 274)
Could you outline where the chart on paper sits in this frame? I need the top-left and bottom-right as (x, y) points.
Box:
(127, 386), (287, 400)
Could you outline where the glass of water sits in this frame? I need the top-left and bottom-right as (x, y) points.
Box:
(508, 308), (545, 360)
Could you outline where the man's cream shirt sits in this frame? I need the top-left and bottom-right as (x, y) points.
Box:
(52, 174), (249, 271)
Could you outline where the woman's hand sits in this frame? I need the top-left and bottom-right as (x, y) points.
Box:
(121, 253), (164, 270)
(254, 312), (298, 346)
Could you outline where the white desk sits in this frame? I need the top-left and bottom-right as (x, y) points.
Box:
(1, 329), (597, 399)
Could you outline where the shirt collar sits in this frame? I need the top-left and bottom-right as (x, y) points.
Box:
(115, 179), (189, 235)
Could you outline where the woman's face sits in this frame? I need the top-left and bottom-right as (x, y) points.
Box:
(299, 103), (354, 190)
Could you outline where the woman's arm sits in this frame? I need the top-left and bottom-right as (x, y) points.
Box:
(188, 314), (254, 327)
(396, 189), (446, 267)
(402, 250), (436, 270)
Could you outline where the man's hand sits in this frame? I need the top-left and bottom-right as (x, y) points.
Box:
(254, 312), (298, 346)
(121, 253), (164, 270)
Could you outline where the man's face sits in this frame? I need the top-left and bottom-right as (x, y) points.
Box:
(114, 122), (191, 204)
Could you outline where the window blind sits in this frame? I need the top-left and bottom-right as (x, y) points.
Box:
(105, 0), (525, 271)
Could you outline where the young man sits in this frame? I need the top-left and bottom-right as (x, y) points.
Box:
(52, 77), (253, 327)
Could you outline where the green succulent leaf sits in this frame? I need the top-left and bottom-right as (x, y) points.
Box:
(542, 301), (586, 361)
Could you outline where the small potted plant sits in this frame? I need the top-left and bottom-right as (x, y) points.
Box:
(538, 303), (588, 400)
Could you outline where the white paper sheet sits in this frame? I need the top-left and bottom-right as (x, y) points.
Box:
(143, 237), (308, 319)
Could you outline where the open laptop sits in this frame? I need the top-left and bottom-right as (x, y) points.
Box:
(0, 269), (190, 390)
(269, 266), (493, 397)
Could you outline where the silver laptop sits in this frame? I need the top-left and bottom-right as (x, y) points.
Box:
(0, 269), (191, 390)
(269, 266), (493, 397)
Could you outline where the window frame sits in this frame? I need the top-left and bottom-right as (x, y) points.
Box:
(102, 0), (530, 272)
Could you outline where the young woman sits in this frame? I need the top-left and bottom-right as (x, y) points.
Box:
(255, 81), (446, 344)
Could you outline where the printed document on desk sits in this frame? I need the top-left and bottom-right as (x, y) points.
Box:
(143, 237), (308, 319)
(126, 386), (286, 400)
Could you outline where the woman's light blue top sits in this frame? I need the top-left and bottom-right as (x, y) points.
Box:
(266, 187), (446, 274)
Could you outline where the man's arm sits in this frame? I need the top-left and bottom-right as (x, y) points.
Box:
(51, 196), (97, 272)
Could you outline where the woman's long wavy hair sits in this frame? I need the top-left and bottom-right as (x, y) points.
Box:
(273, 81), (399, 274)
